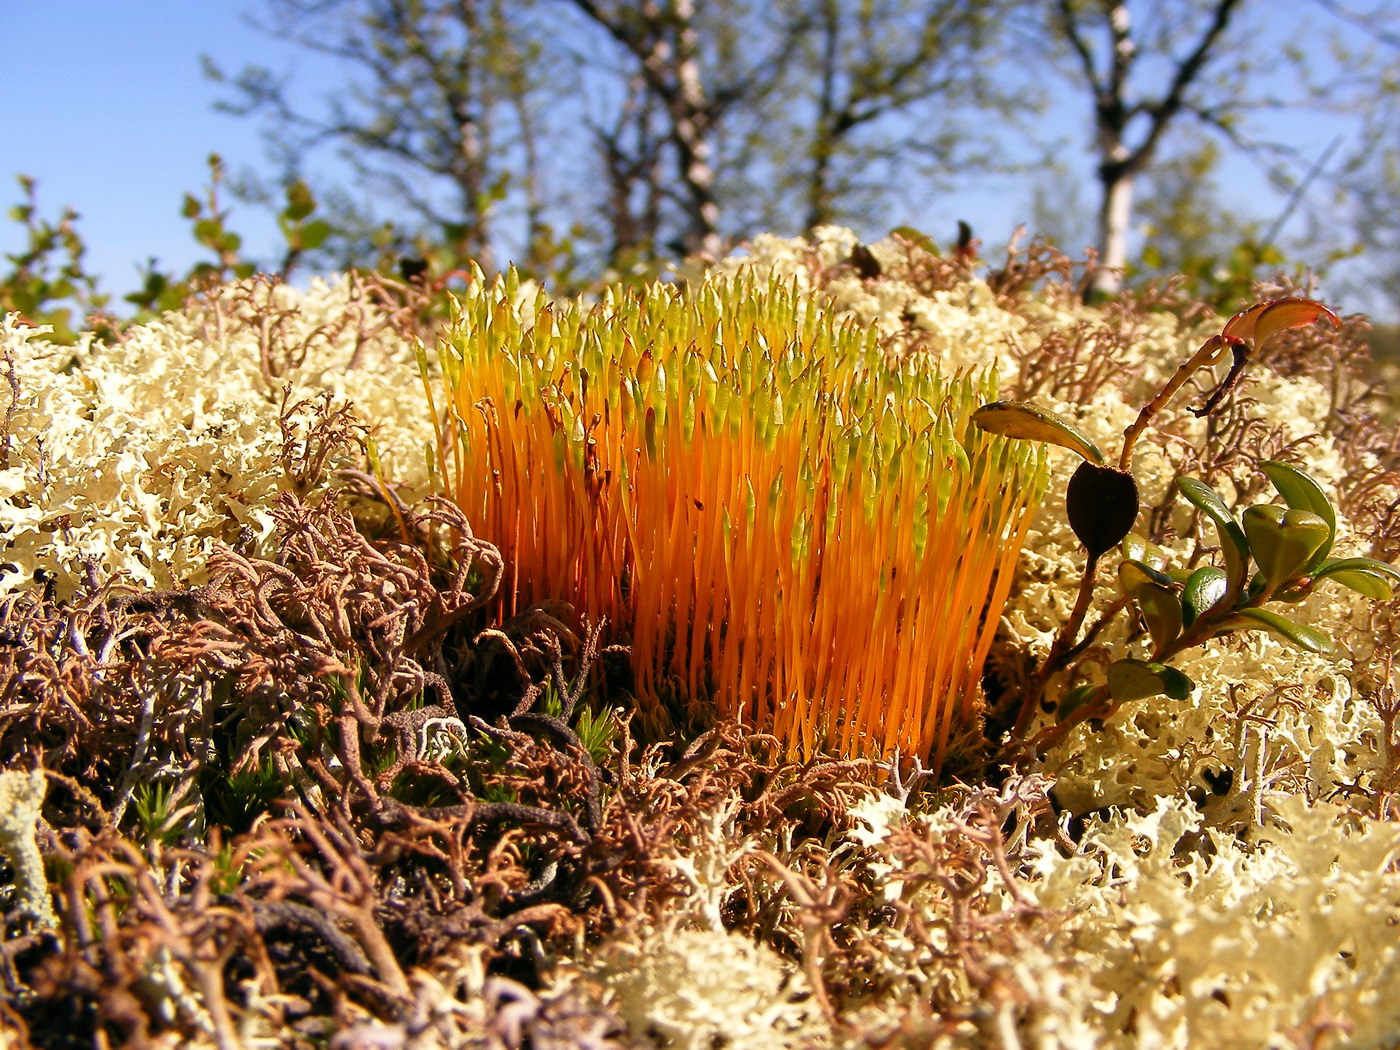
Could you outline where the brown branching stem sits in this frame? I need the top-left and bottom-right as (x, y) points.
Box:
(1118, 334), (1233, 472)
(1007, 551), (1102, 748)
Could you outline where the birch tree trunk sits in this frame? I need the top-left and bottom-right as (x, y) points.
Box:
(568, 0), (724, 257)
(666, 0), (722, 256)
(1056, 0), (1245, 299)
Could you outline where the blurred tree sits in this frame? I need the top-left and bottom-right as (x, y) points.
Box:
(562, 0), (805, 258)
(587, 71), (669, 268)
(1046, 0), (1400, 300)
(210, 0), (556, 273)
(1338, 19), (1400, 319)
(1132, 133), (1291, 309)
(564, 0), (1027, 259)
(1049, 0), (1246, 297)
(782, 0), (1021, 232)
(1, 176), (107, 343)
(1350, 145), (1400, 318)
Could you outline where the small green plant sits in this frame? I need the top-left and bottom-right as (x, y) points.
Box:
(4, 157), (339, 331)
(543, 684), (619, 767)
(976, 297), (1400, 759)
(573, 703), (619, 767)
(1, 175), (108, 342)
(131, 781), (199, 848)
(201, 754), (288, 836)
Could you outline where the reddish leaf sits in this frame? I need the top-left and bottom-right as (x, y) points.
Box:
(1221, 296), (1339, 352)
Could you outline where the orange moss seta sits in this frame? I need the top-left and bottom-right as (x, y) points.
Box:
(426, 274), (1046, 769)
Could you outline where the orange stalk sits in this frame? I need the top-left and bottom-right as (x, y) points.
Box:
(424, 273), (1047, 770)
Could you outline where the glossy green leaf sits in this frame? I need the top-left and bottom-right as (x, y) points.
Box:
(1228, 607), (1335, 654)
(1180, 566), (1228, 627)
(1176, 477), (1249, 596)
(1118, 559), (1175, 596)
(1318, 569), (1393, 600)
(1107, 659), (1195, 703)
(1135, 583), (1183, 652)
(1242, 505), (1330, 590)
(1121, 534), (1169, 571)
(1259, 460), (1336, 570)
(1311, 556), (1400, 600)
(971, 401), (1105, 464)
(1313, 556), (1400, 583)
(1058, 683), (1101, 718)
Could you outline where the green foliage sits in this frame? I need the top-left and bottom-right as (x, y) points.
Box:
(4, 157), (341, 332)
(1, 175), (108, 342)
(975, 295), (1400, 757)
(201, 755), (287, 837)
(543, 685), (619, 768)
(126, 154), (262, 314)
(132, 781), (197, 848)
(1133, 137), (1295, 311)
(1106, 461), (1399, 697)
(573, 703), (620, 768)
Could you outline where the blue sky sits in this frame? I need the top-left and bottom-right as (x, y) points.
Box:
(3, 3), (296, 289)
(3, 2), (1392, 317)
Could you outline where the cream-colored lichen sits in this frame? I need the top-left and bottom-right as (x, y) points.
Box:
(1021, 795), (1400, 1048)
(1, 278), (436, 597)
(569, 798), (833, 1049)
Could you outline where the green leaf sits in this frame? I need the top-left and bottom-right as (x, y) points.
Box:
(888, 225), (939, 255)
(299, 219), (332, 252)
(1135, 583), (1183, 652)
(1176, 477), (1250, 597)
(1312, 555), (1400, 583)
(971, 401), (1105, 464)
(194, 218), (223, 246)
(1228, 607), (1334, 654)
(1259, 461), (1336, 570)
(282, 179), (316, 222)
(1121, 534), (1169, 571)
(1242, 505), (1330, 590)
(1107, 659), (1195, 703)
(1319, 569), (1393, 600)
(1118, 558), (1174, 595)
(1058, 683), (1100, 718)
(1310, 557), (1400, 600)
(1181, 566), (1228, 627)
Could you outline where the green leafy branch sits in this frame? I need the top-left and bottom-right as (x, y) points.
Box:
(975, 297), (1400, 760)
(1, 175), (108, 342)
(5, 158), (339, 330)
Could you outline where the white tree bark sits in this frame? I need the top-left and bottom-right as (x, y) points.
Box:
(1093, 155), (1135, 296)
